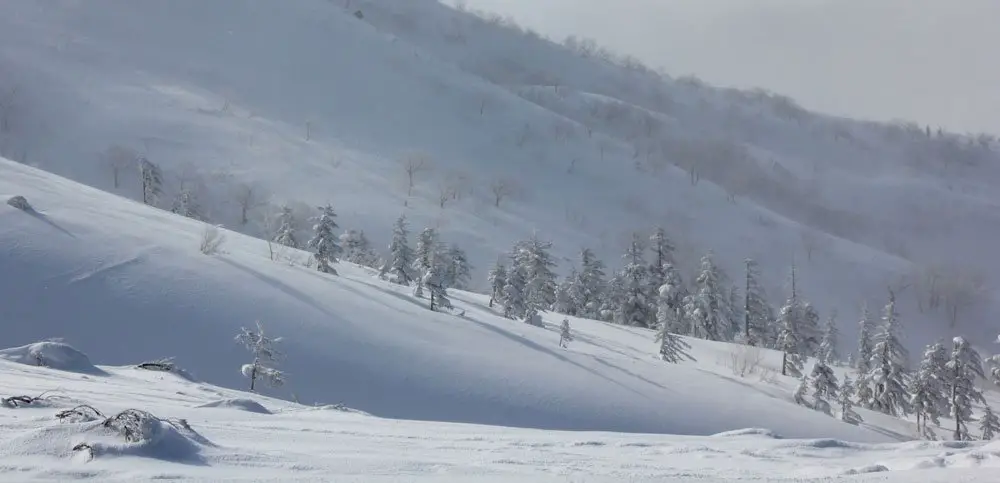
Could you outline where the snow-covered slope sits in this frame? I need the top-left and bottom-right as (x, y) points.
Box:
(1, 157), (895, 441)
(1, 0), (998, 356)
(3, 347), (1000, 481)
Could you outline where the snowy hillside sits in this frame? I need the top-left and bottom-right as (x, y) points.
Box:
(1, 157), (894, 440)
(1, 0), (998, 356)
(4, 352), (1000, 482)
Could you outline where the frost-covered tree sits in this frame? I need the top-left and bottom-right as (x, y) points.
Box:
(307, 204), (341, 274)
(777, 297), (804, 377)
(559, 319), (573, 348)
(868, 292), (910, 417)
(443, 244), (472, 290)
(340, 229), (379, 267)
(502, 261), (528, 320)
(981, 405), (999, 440)
(554, 269), (578, 315)
(800, 302), (822, 357)
(684, 253), (732, 341)
(171, 188), (203, 221)
(514, 234), (558, 318)
(272, 206), (299, 249)
(423, 264), (452, 312)
(839, 376), (863, 425)
(412, 227), (440, 297)
(793, 375), (809, 407)
(655, 315), (692, 363)
(647, 227), (676, 297)
(600, 273), (625, 323)
(743, 259), (774, 347)
(910, 342), (949, 437)
(854, 302), (877, 408)
(657, 282), (686, 337)
(946, 336), (986, 441)
(818, 312), (840, 364)
(235, 321), (284, 391)
(139, 157), (163, 206)
(380, 215), (416, 285)
(617, 234), (654, 327)
(809, 360), (839, 416)
(487, 259), (507, 308)
(573, 248), (607, 319)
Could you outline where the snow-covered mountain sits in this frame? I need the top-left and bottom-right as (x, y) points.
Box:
(1, 0), (998, 356)
(5, 158), (1000, 480)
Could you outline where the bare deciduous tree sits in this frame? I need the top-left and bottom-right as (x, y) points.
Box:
(233, 183), (268, 226)
(800, 229), (819, 262)
(941, 270), (988, 327)
(490, 177), (518, 208)
(104, 145), (139, 189)
(0, 85), (18, 133)
(403, 151), (432, 197)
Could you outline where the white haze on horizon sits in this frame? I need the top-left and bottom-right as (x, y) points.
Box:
(450, 0), (1000, 135)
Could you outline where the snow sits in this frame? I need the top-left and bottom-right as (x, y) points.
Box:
(195, 399), (271, 415)
(0, 0), (997, 359)
(0, 342), (106, 376)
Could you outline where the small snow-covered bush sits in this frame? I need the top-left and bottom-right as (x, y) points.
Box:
(199, 224), (226, 255)
(6, 195), (31, 211)
(726, 345), (764, 378)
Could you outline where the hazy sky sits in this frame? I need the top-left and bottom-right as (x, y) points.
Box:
(451, 0), (1000, 135)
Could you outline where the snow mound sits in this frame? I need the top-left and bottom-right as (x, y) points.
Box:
(0, 342), (105, 375)
(195, 398), (271, 414)
(711, 428), (783, 439)
(291, 404), (371, 416)
(5, 195), (31, 211)
(135, 359), (197, 382)
(843, 464), (890, 475)
(71, 414), (209, 464)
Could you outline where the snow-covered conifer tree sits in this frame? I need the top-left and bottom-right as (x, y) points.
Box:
(655, 315), (692, 363)
(800, 302), (821, 357)
(139, 157), (163, 206)
(657, 283), (687, 337)
(381, 215), (416, 285)
(487, 259), (507, 308)
(809, 360), (839, 416)
(839, 376), (863, 424)
(554, 269), (578, 315)
(981, 405), (999, 440)
(559, 319), (573, 348)
(910, 342), (949, 437)
(617, 234), (654, 327)
(273, 206), (299, 249)
(684, 253), (732, 341)
(307, 204), (341, 274)
(412, 227), (440, 297)
(946, 336), (987, 441)
(340, 229), (378, 267)
(502, 261), (528, 320)
(235, 321), (284, 391)
(516, 234), (558, 318)
(423, 264), (452, 312)
(818, 312), (840, 364)
(793, 375), (809, 407)
(443, 244), (472, 290)
(777, 297), (804, 377)
(743, 259), (774, 347)
(600, 273), (625, 322)
(647, 227), (676, 298)
(574, 248), (607, 319)
(868, 292), (910, 417)
(854, 302), (877, 408)
(171, 188), (203, 221)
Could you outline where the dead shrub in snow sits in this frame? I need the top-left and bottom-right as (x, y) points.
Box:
(199, 224), (226, 255)
(6, 195), (32, 211)
(56, 405), (105, 423)
(2, 391), (56, 408)
(726, 345), (764, 378)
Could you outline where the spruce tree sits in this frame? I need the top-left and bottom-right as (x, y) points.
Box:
(818, 312), (840, 364)
(980, 405), (999, 440)
(684, 253), (731, 341)
(839, 376), (863, 424)
(381, 215), (416, 285)
(946, 336), (987, 441)
(647, 227), (676, 299)
(554, 269), (578, 315)
(910, 342), (948, 437)
(617, 234), (654, 327)
(559, 319), (573, 348)
(800, 302), (822, 357)
(574, 248), (607, 319)
(139, 157), (163, 206)
(809, 360), (839, 416)
(487, 259), (507, 308)
(516, 234), (557, 318)
(423, 263), (452, 312)
(743, 259), (774, 347)
(412, 228), (439, 297)
(600, 273), (625, 323)
(657, 282), (687, 337)
(854, 302), (877, 408)
(777, 297), (804, 377)
(307, 204), (341, 274)
(273, 206), (299, 249)
(793, 375), (809, 406)
(868, 292), (910, 417)
(444, 244), (472, 290)
(655, 316), (692, 363)
(502, 262), (528, 320)
(340, 229), (379, 267)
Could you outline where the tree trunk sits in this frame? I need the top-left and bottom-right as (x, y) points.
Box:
(249, 364), (257, 391)
(781, 352), (788, 376)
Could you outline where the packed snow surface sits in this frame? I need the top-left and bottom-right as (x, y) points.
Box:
(0, 342), (106, 375)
